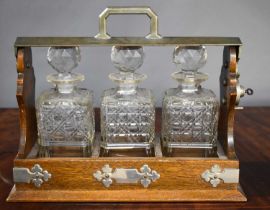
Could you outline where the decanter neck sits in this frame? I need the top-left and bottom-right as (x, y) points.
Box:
(47, 73), (84, 94)
(179, 82), (201, 93)
(171, 71), (208, 93)
(117, 83), (138, 95)
(109, 72), (146, 95)
(56, 83), (75, 94)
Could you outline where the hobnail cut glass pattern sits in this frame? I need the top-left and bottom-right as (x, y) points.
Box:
(162, 88), (219, 149)
(36, 47), (94, 157)
(162, 46), (219, 154)
(101, 46), (155, 153)
(101, 88), (155, 149)
(36, 89), (94, 147)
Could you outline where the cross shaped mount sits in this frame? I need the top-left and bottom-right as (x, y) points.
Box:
(201, 164), (239, 187)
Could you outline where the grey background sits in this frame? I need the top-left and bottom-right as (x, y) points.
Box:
(0, 0), (269, 107)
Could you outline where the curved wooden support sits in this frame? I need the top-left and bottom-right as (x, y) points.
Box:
(218, 46), (239, 159)
(16, 47), (37, 158)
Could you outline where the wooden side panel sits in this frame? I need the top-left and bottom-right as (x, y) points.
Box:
(218, 46), (239, 159)
(16, 47), (37, 158)
(8, 158), (246, 202)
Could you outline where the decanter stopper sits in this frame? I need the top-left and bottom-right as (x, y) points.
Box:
(111, 46), (144, 72)
(46, 47), (84, 93)
(47, 47), (81, 74)
(173, 46), (207, 72)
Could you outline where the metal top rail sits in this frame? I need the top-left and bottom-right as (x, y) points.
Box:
(14, 37), (242, 48)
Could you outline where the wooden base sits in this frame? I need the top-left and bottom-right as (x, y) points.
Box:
(7, 185), (246, 202)
(7, 156), (246, 202)
(7, 136), (247, 202)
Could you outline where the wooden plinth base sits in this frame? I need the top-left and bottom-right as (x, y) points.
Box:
(7, 137), (247, 202)
(7, 156), (247, 202)
(7, 185), (246, 202)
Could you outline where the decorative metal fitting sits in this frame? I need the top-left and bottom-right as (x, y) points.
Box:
(93, 164), (113, 188)
(201, 164), (239, 187)
(139, 164), (160, 188)
(236, 84), (254, 105)
(93, 164), (160, 188)
(245, 88), (253, 95)
(13, 164), (51, 187)
(222, 97), (227, 105)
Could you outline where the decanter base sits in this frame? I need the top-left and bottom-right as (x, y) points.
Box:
(8, 156), (246, 202)
(100, 142), (154, 157)
(38, 145), (92, 157)
(162, 141), (217, 157)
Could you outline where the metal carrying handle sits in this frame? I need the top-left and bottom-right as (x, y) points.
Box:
(95, 7), (162, 40)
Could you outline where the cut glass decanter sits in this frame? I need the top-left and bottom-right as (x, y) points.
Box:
(162, 46), (219, 156)
(36, 47), (94, 157)
(100, 46), (155, 156)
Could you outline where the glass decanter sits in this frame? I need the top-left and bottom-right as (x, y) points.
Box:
(162, 46), (219, 156)
(100, 46), (155, 156)
(36, 47), (94, 157)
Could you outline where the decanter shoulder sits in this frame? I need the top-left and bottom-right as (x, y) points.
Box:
(163, 87), (218, 104)
(36, 88), (55, 105)
(102, 88), (116, 98)
(79, 88), (93, 100)
(36, 88), (93, 106)
(102, 88), (154, 104)
(136, 88), (154, 105)
(164, 88), (178, 97)
(137, 88), (154, 99)
(198, 88), (219, 102)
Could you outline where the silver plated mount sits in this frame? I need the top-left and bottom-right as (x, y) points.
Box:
(93, 164), (160, 188)
(201, 164), (239, 187)
(13, 164), (52, 187)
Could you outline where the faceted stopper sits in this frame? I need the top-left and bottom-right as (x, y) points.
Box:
(47, 47), (81, 74)
(173, 46), (207, 72)
(111, 46), (144, 72)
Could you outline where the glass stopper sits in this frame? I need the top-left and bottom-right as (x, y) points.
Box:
(111, 46), (144, 72)
(47, 47), (81, 74)
(173, 46), (207, 72)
